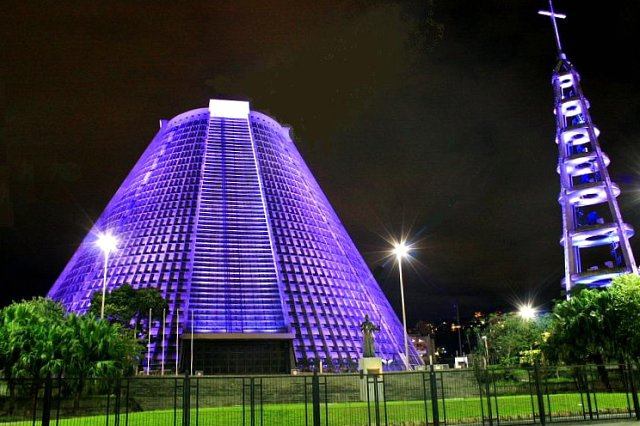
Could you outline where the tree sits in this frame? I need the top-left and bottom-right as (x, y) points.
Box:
(0, 298), (66, 413)
(544, 273), (640, 365)
(0, 297), (66, 380)
(544, 288), (612, 365)
(606, 274), (640, 361)
(88, 284), (168, 335)
(133, 287), (170, 331)
(0, 298), (142, 412)
(89, 283), (137, 324)
(474, 312), (550, 367)
(63, 314), (142, 409)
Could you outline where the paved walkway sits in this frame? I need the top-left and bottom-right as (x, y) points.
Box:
(564, 420), (639, 426)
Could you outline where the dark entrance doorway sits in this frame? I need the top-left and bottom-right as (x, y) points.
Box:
(183, 337), (293, 374)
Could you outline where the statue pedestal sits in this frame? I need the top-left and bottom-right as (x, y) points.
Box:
(358, 357), (384, 402)
(358, 357), (383, 374)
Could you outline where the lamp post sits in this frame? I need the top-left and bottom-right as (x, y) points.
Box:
(481, 335), (489, 366)
(392, 241), (411, 370)
(96, 232), (118, 320)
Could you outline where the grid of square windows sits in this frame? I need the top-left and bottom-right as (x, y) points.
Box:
(49, 110), (210, 370)
(49, 105), (421, 372)
(250, 113), (421, 370)
(188, 116), (286, 334)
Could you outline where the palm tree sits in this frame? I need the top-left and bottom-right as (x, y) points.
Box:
(0, 297), (66, 414)
(0, 297), (142, 412)
(64, 314), (142, 410)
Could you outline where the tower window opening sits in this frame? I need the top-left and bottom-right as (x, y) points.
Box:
(570, 114), (586, 126)
(575, 206), (609, 229)
(579, 243), (624, 273)
(568, 144), (590, 156)
(572, 171), (601, 186)
(560, 87), (575, 99)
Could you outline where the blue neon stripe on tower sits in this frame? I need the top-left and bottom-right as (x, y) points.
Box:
(48, 99), (421, 372)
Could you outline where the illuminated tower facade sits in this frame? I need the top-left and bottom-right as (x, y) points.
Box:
(48, 99), (421, 373)
(540, 2), (638, 295)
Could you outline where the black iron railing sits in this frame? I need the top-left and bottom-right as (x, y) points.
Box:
(1, 363), (639, 426)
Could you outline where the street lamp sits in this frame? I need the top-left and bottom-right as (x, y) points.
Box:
(518, 304), (536, 321)
(392, 241), (411, 370)
(96, 232), (118, 320)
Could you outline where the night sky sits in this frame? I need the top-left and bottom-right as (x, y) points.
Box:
(2, 1), (640, 324)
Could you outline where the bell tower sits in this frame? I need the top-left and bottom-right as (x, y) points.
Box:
(540, 1), (638, 295)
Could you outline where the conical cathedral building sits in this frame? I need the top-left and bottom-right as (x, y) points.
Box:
(48, 99), (421, 373)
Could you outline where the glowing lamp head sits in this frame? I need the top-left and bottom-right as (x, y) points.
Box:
(518, 304), (536, 321)
(96, 232), (118, 255)
(392, 241), (410, 259)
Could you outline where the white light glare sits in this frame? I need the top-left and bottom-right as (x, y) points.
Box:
(96, 232), (118, 254)
(518, 304), (536, 320)
(392, 241), (410, 259)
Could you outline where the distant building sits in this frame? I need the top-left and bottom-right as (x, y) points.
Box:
(48, 99), (422, 373)
(410, 334), (436, 363)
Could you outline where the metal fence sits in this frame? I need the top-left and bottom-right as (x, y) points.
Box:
(2, 364), (640, 426)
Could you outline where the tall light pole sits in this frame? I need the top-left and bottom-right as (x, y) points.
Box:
(392, 241), (411, 370)
(481, 335), (489, 366)
(96, 232), (118, 320)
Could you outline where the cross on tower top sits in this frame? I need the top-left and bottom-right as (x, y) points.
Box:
(538, 0), (566, 57)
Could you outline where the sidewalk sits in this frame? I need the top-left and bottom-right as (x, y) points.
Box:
(564, 420), (640, 426)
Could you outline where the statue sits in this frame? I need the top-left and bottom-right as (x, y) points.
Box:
(360, 315), (380, 358)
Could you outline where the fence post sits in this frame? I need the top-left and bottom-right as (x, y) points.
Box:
(583, 366), (593, 420)
(485, 369), (493, 426)
(429, 365), (440, 426)
(174, 377), (178, 426)
(627, 362), (640, 420)
(421, 372), (429, 426)
(372, 374), (381, 426)
(533, 362), (546, 426)
(114, 378), (121, 426)
(250, 377), (256, 426)
(41, 374), (53, 426)
(312, 371), (321, 426)
(125, 378), (130, 426)
(183, 373), (191, 426)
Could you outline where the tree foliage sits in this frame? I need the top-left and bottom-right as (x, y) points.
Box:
(544, 274), (640, 365)
(0, 297), (142, 411)
(88, 284), (168, 333)
(63, 313), (141, 408)
(0, 297), (67, 381)
(474, 312), (549, 367)
(0, 297), (142, 379)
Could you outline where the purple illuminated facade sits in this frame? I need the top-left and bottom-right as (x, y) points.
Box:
(48, 99), (421, 373)
(541, 3), (638, 295)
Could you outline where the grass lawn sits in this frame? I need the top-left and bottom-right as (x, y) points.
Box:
(1, 393), (635, 426)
